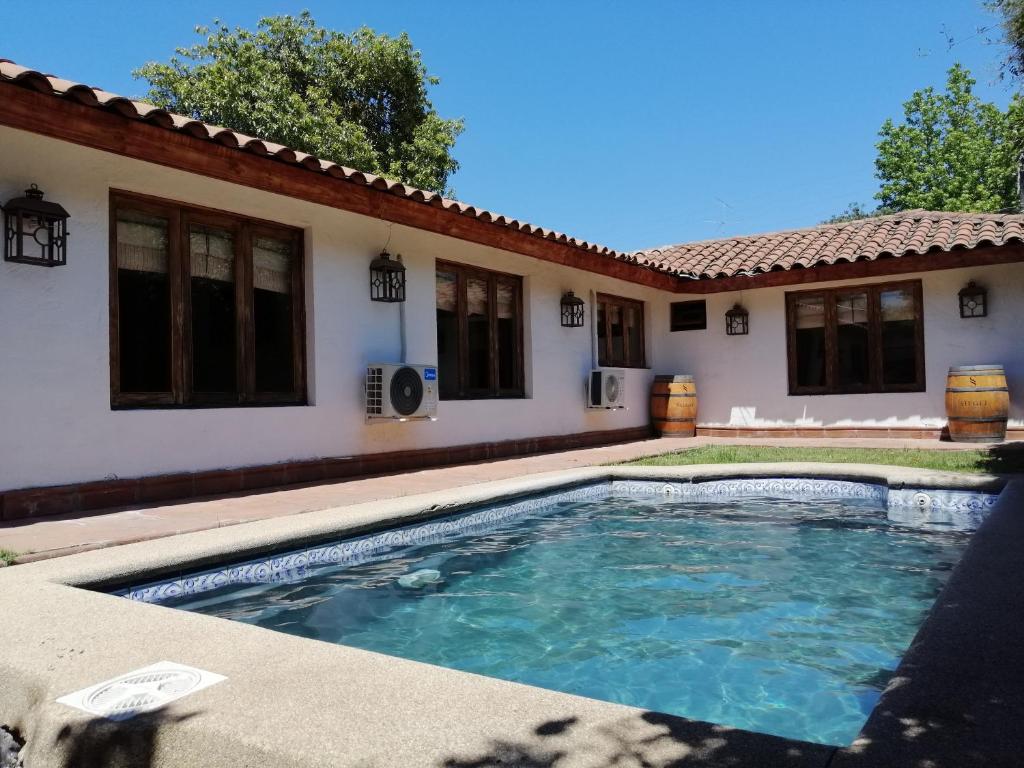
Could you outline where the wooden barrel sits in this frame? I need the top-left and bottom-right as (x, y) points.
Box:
(945, 365), (1009, 443)
(651, 375), (697, 437)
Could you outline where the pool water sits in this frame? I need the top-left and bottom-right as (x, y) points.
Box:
(166, 494), (967, 746)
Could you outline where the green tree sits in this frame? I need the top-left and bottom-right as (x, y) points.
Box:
(821, 203), (894, 225)
(874, 64), (1022, 213)
(135, 12), (464, 195)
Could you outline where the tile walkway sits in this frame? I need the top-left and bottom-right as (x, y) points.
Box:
(0, 436), (1008, 562)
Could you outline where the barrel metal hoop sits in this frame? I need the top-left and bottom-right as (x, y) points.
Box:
(947, 416), (1009, 423)
(654, 417), (697, 423)
(945, 387), (1009, 393)
(650, 393), (698, 398)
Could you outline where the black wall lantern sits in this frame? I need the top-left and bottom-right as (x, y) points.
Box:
(560, 291), (585, 327)
(958, 281), (987, 318)
(370, 249), (406, 302)
(3, 184), (69, 267)
(725, 303), (749, 335)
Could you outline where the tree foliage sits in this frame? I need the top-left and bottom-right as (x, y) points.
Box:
(988, 0), (1024, 83)
(134, 12), (463, 195)
(821, 203), (893, 225)
(874, 64), (1022, 213)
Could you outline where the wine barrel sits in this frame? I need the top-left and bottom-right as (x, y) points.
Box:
(651, 375), (697, 437)
(945, 365), (1009, 443)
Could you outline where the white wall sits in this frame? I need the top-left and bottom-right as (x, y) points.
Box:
(0, 127), (666, 491)
(656, 265), (1024, 428)
(3, 125), (1022, 492)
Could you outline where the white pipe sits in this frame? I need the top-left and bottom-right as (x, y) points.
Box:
(399, 292), (407, 364)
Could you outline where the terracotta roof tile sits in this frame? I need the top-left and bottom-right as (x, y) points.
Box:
(3, 58), (1022, 284)
(635, 210), (1024, 278)
(0, 58), (640, 268)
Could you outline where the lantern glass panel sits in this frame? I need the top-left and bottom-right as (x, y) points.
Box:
(726, 306), (749, 336)
(370, 252), (406, 302)
(560, 292), (585, 327)
(3, 185), (69, 266)
(958, 283), (987, 318)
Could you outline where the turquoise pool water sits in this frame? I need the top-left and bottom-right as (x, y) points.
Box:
(165, 493), (967, 746)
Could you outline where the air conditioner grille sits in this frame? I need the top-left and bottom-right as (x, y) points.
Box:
(366, 367), (383, 415)
(390, 366), (424, 416)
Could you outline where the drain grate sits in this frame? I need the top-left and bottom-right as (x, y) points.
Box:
(57, 661), (225, 720)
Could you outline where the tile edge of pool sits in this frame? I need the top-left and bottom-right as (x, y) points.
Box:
(1, 465), (1020, 768)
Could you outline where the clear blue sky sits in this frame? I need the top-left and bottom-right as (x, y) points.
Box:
(1, 1), (1014, 250)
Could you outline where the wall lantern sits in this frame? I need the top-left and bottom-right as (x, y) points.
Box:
(3, 184), (69, 267)
(958, 281), (987, 318)
(725, 303), (749, 336)
(369, 249), (406, 303)
(560, 291), (585, 327)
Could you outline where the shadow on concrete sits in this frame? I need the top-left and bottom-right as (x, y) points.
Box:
(979, 441), (1024, 474)
(442, 711), (835, 768)
(51, 709), (199, 768)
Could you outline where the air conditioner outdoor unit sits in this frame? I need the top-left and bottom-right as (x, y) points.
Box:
(366, 364), (439, 421)
(586, 368), (626, 409)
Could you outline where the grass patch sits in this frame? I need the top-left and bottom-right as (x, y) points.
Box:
(620, 445), (1024, 474)
(0, 549), (18, 567)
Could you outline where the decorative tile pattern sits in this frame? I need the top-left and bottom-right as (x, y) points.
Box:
(888, 487), (1000, 531)
(118, 478), (1000, 605)
(610, 478), (889, 503)
(120, 483), (611, 604)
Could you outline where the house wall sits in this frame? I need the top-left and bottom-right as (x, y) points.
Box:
(659, 265), (1024, 428)
(2, 125), (1023, 495)
(0, 127), (666, 492)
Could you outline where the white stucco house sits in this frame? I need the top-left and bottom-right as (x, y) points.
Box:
(1, 59), (1022, 520)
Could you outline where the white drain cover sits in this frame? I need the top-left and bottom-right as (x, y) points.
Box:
(57, 661), (226, 720)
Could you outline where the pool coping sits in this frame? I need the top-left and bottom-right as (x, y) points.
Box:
(0, 462), (1020, 767)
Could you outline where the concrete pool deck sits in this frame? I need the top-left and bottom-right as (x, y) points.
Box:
(0, 463), (1021, 767)
(1, 436), (1013, 562)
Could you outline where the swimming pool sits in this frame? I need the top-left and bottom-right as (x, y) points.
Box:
(123, 478), (996, 747)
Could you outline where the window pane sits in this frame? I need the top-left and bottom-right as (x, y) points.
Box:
(466, 277), (490, 390)
(436, 269), (459, 399)
(253, 236), (295, 393)
(496, 279), (517, 390)
(609, 304), (624, 364)
(625, 304), (643, 366)
(836, 291), (870, 389)
(597, 303), (608, 366)
(190, 225), (236, 394)
(116, 211), (171, 393)
(794, 295), (826, 388)
(881, 288), (918, 386)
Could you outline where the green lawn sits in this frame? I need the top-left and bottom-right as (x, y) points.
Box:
(620, 445), (1024, 474)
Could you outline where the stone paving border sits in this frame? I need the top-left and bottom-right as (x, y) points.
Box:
(0, 463), (1020, 767)
(0, 436), (1012, 562)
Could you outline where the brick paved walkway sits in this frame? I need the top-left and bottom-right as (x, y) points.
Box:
(0, 436), (1001, 562)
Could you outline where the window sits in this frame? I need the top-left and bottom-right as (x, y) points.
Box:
(785, 280), (924, 395)
(670, 300), (707, 331)
(110, 192), (305, 407)
(435, 260), (524, 399)
(597, 293), (646, 368)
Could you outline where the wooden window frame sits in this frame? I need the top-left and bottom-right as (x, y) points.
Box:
(785, 279), (925, 396)
(597, 293), (647, 368)
(109, 190), (306, 409)
(670, 299), (707, 332)
(436, 260), (525, 400)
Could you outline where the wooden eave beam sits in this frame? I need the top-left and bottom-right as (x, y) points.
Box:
(0, 83), (677, 291)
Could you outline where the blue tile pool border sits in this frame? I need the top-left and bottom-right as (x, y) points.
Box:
(116, 477), (1000, 606)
